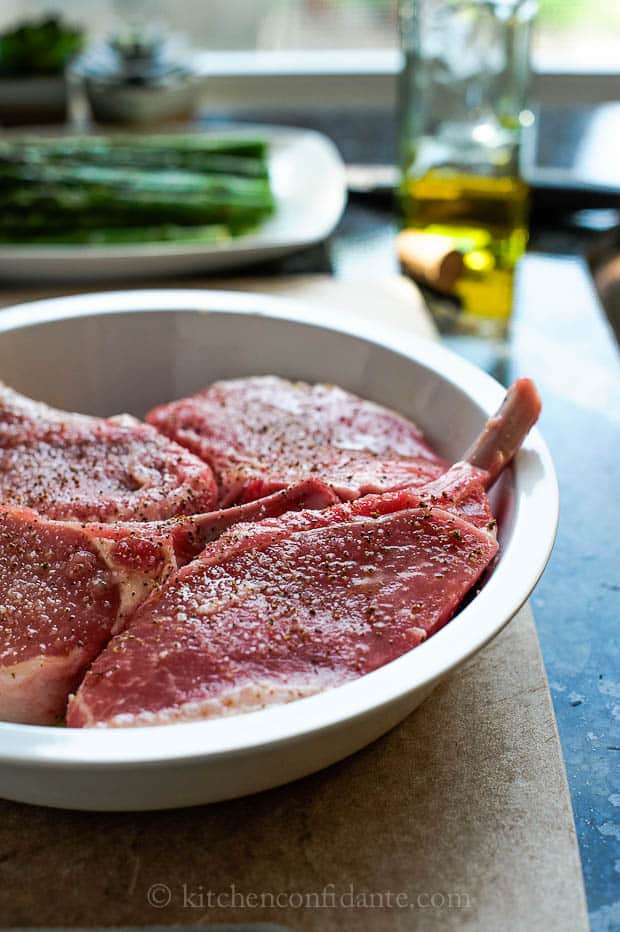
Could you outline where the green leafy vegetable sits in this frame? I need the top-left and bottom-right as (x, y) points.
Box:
(0, 16), (83, 76)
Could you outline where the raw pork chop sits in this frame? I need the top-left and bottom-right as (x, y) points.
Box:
(0, 479), (335, 724)
(69, 379), (541, 728)
(147, 375), (448, 506)
(0, 383), (217, 521)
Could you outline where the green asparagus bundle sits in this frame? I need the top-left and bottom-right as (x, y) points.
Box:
(0, 134), (275, 245)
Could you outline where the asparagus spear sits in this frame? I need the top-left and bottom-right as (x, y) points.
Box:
(1, 186), (272, 225)
(0, 160), (273, 196)
(0, 134), (269, 158)
(0, 142), (269, 179)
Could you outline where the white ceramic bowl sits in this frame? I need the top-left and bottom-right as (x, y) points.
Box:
(0, 290), (558, 811)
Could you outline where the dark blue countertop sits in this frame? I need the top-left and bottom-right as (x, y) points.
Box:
(508, 254), (620, 931)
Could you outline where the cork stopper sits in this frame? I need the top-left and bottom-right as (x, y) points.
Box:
(397, 230), (464, 294)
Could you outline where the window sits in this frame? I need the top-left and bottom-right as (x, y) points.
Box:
(0, 1), (617, 105)
(535, 0), (620, 72)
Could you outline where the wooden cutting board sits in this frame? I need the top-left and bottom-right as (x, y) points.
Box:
(0, 275), (587, 931)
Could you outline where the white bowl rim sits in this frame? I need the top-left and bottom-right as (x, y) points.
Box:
(0, 288), (559, 768)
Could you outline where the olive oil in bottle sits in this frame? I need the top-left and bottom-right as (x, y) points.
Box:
(401, 170), (529, 336)
(398, 0), (536, 338)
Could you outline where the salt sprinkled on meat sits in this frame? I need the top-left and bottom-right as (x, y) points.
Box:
(147, 376), (448, 506)
(0, 480), (337, 724)
(0, 383), (218, 521)
(68, 379), (541, 728)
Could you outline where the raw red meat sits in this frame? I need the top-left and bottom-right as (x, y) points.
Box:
(0, 504), (168, 725)
(67, 501), (498, 728)
(68, 379), (541, 728)
(0, 383), (218, 521)
(0, 479), (335, 724)
(147, 375), (448, 506)
(91, 478), (338, 566)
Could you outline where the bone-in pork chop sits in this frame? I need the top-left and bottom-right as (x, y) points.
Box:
(147, 376), (448, 506)
(0, 383), (218, 521)
(67, 495), (498, 727)
(0, 479), (336, 724)
(0, 504), (170, 725)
